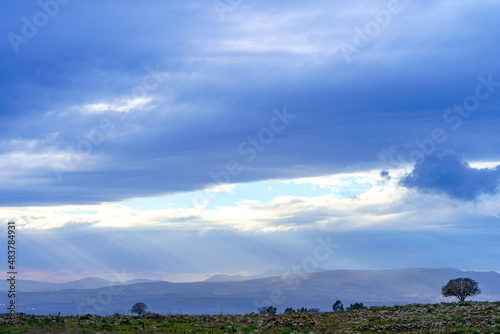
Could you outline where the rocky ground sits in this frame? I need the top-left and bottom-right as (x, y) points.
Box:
(1, 301), (499, 333)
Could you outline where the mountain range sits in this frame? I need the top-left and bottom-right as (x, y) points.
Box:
(0, 277), (162, 293)
(1, 268), (499, 316)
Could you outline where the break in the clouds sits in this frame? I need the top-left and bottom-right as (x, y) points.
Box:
(401, 152), (500, 201)
(3, 169), (500, 282)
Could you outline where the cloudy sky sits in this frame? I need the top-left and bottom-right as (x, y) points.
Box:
(1, 0), (500, 283)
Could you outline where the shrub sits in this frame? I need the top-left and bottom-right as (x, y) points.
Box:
(347, 303), (366, 310)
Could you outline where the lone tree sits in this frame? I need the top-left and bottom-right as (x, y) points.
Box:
(442, 278), (481, 302)
(131, 302), (149, 316)
(332, 300), (344, 312)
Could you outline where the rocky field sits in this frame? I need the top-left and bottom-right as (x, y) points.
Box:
(1, 301), (500, 333)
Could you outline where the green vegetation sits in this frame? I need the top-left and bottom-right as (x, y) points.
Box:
(346, 302), (366, 310)
(283, 307), (320, 314)
(1, 301), (500, 333)
(257, 305), (277, 315)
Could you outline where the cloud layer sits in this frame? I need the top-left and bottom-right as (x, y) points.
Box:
(1, 0), (500, 205)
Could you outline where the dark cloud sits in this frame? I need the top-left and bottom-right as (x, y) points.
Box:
(401, 152), (500, 201)
(380, 171), (391, 180)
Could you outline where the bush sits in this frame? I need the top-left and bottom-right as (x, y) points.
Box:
(257, 305), (277, 315)
(347, 303), (366, 310)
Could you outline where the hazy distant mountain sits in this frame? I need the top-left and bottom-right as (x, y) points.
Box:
(205, 268), (329, 282)
(0, 277), (164, 293)
(204, 274), (248, 282)
(124, 279), (163, 285)
(3, 268), (499, 316)
(50, 277), (121, 291)
(6, 280), (59, 293)
(205, 269), (286, 282)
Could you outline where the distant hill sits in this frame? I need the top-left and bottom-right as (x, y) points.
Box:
(124, 279), (163, 285)
(2, 268), (499, 316)
(205, 268), (329, 282)
(0, 277), (163, 292)
(205, 269), (287, 282)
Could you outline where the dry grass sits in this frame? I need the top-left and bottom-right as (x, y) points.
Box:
(1, 301), (500, 333)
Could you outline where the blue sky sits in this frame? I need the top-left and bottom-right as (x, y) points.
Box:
(1, 0), (500, 283)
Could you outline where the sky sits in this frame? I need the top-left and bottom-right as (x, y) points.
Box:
(1, 0), (500, 284)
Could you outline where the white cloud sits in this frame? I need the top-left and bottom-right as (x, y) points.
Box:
(468, 161), (500, 170)
(81, 97), (153, 114)
(205, 183), (237, 193)
(239, 199), (262, 205)
(5, 166), (499, 233)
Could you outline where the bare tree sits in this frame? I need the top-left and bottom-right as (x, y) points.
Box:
(131, 302), (149, 316)
(442, 278), (481, 302)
